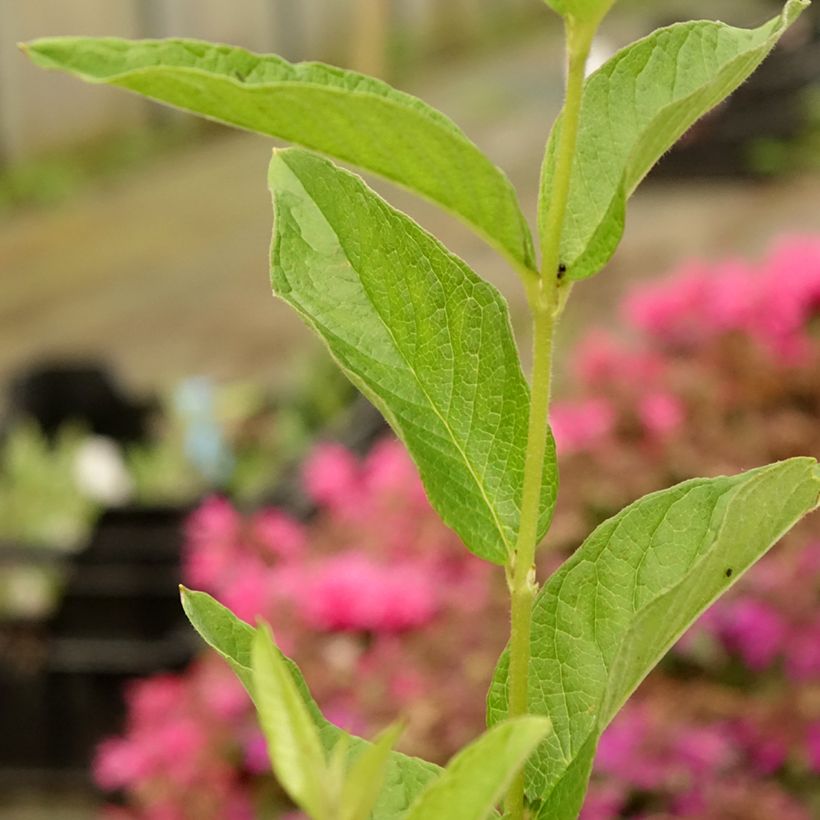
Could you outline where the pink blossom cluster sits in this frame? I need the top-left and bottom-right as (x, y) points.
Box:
(583, 697), (820, 820)
(96, 236), (820, 817)
(550, 235), (820, 455)
(624, 236), (820, 361)
(182, 440), (479, 636)
(97, 438), (492, 817)
(551, 333), (685, 454)
(683, 541), (820, 681)
(95, 661), (257, 820)
(555, 236), (820, 817)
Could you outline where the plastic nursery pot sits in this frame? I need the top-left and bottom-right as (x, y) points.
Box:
(0, 505), (196, 781)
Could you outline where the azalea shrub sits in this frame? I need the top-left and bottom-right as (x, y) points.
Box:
(95, 439), (500, 818)
(95, 235), (820, 819)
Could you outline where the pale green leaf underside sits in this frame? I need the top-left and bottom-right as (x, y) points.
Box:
(252, 626), (329, 818)
(23, 36), (535, 274)
(487, 458), (820, 818)
(181, 588), (440, 817)
(404, 717), (551, 820)
(269, 148), (557, 564)
(541, 0), (808, 280)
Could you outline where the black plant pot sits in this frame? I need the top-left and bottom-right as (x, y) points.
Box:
(0, 505), (196, 783)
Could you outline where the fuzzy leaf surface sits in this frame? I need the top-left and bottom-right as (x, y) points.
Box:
(181, 588), (440, 817)
(403, 717), (551, 820)
(23, 36), (534, 273)
(268, 148), (557, 564)
(488, 457), (820, 818)
(541, 0), (808, 280)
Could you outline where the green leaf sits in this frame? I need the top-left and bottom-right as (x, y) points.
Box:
(180, 588), (440, 817)
(541, 0), (808, 281)
(403, 717), (551, 820)
(488, 457), (820, 818)
(340, 722), (404, 820)
(22, 36), (535, 275)
(268, 148), (557, 564)
(252, 624), (330, 819)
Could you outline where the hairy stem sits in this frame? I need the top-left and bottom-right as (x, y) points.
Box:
(505, 19), (593, 820)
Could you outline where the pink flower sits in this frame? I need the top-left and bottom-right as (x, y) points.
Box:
(623, 263), (710, 345)
(148, 718), (210, 788)
(198, 664), (249, 721)
(638, 391), (685, 438)
(703, 260), (758, 332)
(673, 725), (734, 776)
(573, 332), (625, 386)
(785, 626), (820, 682)
(718, 599), (787, 670)
(363, 438), (427, 504)
(806, 723), (820, 772)
(579, 783), (626, 820)
(218, 561), (275, 623)
(596, 706), (666, 790)
(251, 509), (305, 561)
(126, 675), (186, 727)
(183, 496), (241, 589)
(733, 720), (787, 775)
(186, 495), (240, 547)
(550, 399), (615, 454)
(243, 731), (270, 775)
(300, 552), (437, 633)
(94, 738), (152, 789)
(303, 443), (363, 513)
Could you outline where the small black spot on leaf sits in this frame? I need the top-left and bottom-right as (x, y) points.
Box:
(725, 568), (733, 578)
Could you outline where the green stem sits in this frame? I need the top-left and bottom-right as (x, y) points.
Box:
(504, 19), (593, 820)
(539, 22), (594, 283)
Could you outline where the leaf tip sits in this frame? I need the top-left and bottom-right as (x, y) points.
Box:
(784, 0), (811, 21)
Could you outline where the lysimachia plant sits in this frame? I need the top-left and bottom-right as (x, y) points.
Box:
(23, 0), (820, 817)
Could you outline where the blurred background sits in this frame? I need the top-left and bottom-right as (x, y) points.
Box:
(1, 1), (819, 818)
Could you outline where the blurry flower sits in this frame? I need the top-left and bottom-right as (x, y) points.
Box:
(127, 675), (186, 726)
(303, 443), (362, 513)
(579, 783), (625, 820)
(623, 262), (709, 345)
(242, 731), (270, 775)
(550, 398), (615, 454)
(806, 723), (820, 773)
(250, 508), (305, 561)
(785, 626), (820, 682)
(638, 391), (685, 438)
(300, 552), (437, 633)
(716, 599), (787, 670)
(94, 738), (151, 790)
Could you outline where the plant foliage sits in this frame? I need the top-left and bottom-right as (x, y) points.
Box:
(27, 1), (818, 817)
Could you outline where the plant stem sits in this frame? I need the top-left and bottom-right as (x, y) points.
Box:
(505, 19), (593, 820)
(539, 23), (594, 284)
